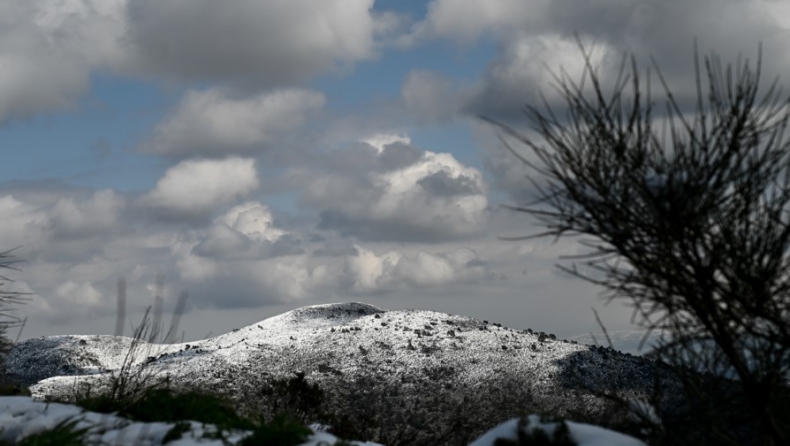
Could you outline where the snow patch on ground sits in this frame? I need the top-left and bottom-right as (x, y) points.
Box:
(0, 397), (646, 446)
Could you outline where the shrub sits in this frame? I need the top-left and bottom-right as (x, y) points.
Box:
(257, 371), (326, 425)
(0, 248), (32, 397)
(484, 36), (790, 445)
(494, 416), (576, 446)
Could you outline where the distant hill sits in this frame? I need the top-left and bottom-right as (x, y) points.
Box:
(5, 302), (685, 445)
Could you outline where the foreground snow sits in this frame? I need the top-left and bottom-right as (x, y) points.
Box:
(0, 396), (646, 446)
(470, 415), (646, 446)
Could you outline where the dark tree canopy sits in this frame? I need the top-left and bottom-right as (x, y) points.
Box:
(485, 39), (790, 445)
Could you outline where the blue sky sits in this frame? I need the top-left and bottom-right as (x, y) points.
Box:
(1, 0), (789, 345)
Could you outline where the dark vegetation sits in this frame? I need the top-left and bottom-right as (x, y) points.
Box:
(493, 416), (575, 446)
(483, 37), (790, 445)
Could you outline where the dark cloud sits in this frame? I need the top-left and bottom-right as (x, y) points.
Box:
(478, 126), (545, 203)
(0, 1), (122, 122)
(378, 142), (425, 170)
(192, 225), (304, 260)
(417, 170), (482, 197)
(405, 1), (790, 124)
(312, 238), (360, 257)
(317, 209), (468, 243)
(0, 179), (94, 206)
(400, 69), (468, 124)
(0, 1), (386, 122)
(122, 0), (378, 88)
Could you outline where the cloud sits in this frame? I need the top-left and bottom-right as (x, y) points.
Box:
(409, 0), (790, 52)
(141, 88), (326, 157)
(0, 0), (125, 122)
(298, 136), (489, 242)
(344, 245), (490, 293)
(401, 70), (468, 124)
(191, 202), (303, 261)
(402, 1), (790, 123)
(55, 280), (103, 308)
(0, 194), (49, 252)
(191, 225), (303, 261)
(0, 180), (642, 344)
(141, 157), (259, 217)
(0, 0), (383, 122)
(49, 190), (126, 238)
(217, 202), (285, 243)
(121, 0), (379, 87)
(172, 242), (333, 308)
(359, 134), (411, 154)
(464, 32), (615, 120)
(402, 0), (531, 45)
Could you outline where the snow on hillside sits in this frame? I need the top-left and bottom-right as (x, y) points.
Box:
(3, 302), (674, 445)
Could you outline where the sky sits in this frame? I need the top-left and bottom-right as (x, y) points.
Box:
(1, 0), (789, 344)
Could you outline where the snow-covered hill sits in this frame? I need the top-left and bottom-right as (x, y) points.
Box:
(3, 302), (682, 445)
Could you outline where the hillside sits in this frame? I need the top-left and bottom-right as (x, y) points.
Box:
(4, 302), (684, 445)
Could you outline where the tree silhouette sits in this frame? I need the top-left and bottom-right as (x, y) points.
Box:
(483, 39), (790, 445)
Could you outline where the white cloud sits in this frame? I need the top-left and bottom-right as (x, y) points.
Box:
(236, 257), (330, 302)
(359, 133), (411, 154)
(142, 157), (259, 216)
(190, 203), (299, 261)
(344, 245), (488, 293)
(217, 202), (285, 243)
(55, 280), (103, 307)
(345, 245), (402, 292)
(305, 144), (489, 242)
(372, 151), (488, 231)
(142, 88), (326, 156)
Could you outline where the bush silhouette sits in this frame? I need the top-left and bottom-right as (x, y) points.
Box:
(0, 248), (32, 397)
(484, 37), (790, 445)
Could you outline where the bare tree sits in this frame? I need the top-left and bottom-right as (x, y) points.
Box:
(483, 38), (790, 445)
